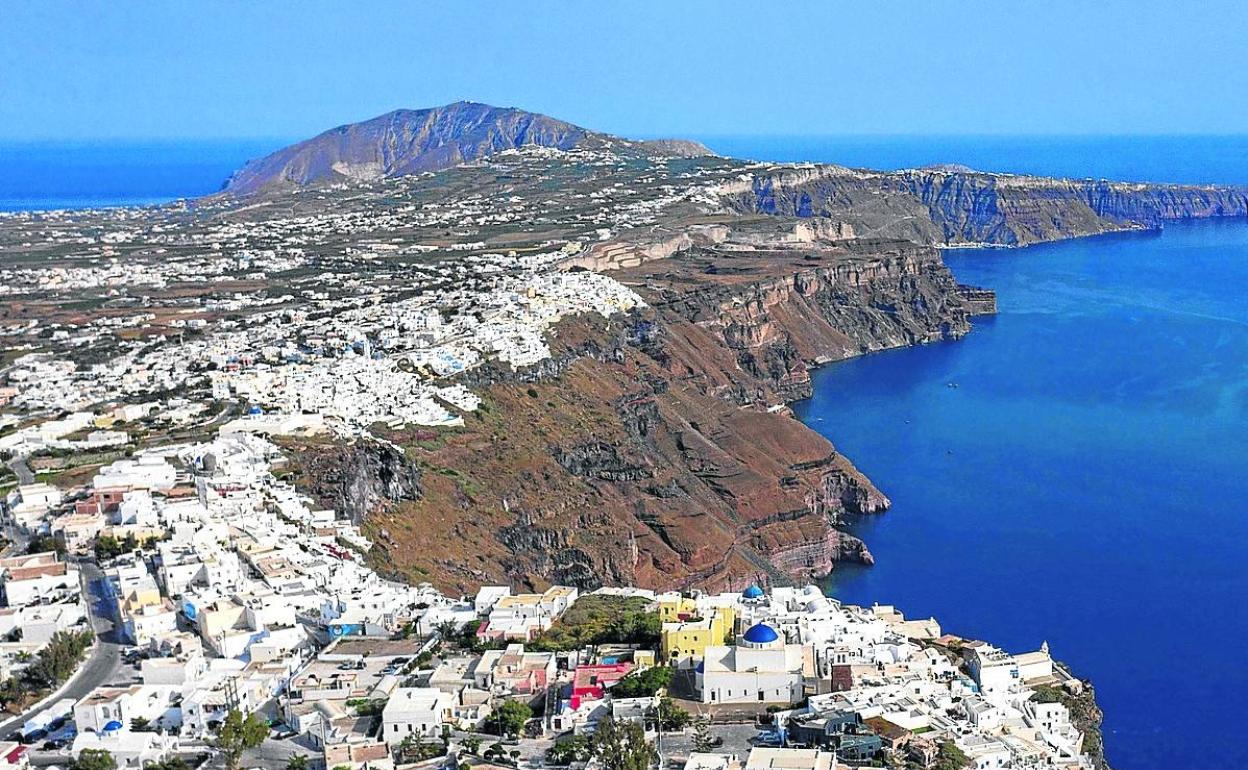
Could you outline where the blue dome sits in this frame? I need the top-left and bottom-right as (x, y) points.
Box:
(742, 623), (779, 644)
(742, 585), (765, 599)
(695, 661), (705, 673)
(103, 720), (123, 732)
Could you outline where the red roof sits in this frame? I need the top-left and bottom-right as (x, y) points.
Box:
(570, 663), (633, 708)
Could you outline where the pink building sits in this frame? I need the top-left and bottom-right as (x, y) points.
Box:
(570, 663), (633, 709)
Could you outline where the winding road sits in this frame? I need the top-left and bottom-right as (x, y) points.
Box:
(0, 560), (123, 741)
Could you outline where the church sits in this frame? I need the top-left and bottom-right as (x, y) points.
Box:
(697, 621), (810, 705)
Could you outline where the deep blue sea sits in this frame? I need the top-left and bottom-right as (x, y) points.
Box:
(4, 135), (1247, 768)
(700, 134), (1248, 186)
(0, 139), (285, 211)
(770, 138), (1248, 770)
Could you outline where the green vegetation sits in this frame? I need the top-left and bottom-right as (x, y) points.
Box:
(647, 695), (691, 731)
(214, 709), (268, 770)
(590, 716), (656, 770)
(487, 699), (532, 737)
(285, 757), (309, 770)
(437, 619), (498, 654)
(396, 735), (447, 762)
(692, 717), (718, 752)
(529, 594), (660, 651)
(932, 741), (972, 770)
(546, 734), (593, 765)
(144, 759), (191, 770)
(611, 665), (672, 698)
(94, 532), (141, 560)
(0, 628), (94, 710)
(70, 750), (117, 770)
(346, 697), (387, 716)
(482, 741), (522, 765)
(26, 533), (65, 555)
(1033, 682), (1107, 768)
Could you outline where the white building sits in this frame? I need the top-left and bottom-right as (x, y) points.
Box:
(381, 687), (452, 744)
(699, 623), (808, 705)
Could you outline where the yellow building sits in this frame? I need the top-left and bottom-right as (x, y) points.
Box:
(660, 605), (736, 662)
(657, 593), (698, 623)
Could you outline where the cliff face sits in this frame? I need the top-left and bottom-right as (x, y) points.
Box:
(222, 101), (711, 195)
(728, 166), (1248, 246)
(288, 439), (422, 525)
(645, 242), (979, 403)
(294, 240), (988, 595)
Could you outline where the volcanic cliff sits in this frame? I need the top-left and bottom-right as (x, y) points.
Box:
(726, 165), (1248, 246)
(288, 238), (989, 594)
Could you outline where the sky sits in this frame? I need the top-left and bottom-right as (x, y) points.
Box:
(3, 0), (1247, 141)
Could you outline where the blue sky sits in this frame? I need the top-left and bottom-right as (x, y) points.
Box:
(3, 0), (1246, 140)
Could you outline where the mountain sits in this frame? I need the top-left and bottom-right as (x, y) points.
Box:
(222, 101), (711, 195)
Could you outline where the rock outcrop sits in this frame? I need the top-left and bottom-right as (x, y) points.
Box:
(288, 439), (422, 524)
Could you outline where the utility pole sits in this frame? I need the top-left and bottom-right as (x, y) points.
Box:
(655, 688), (666, 769)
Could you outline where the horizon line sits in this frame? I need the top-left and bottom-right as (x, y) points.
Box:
(4, 131), (1248, 145)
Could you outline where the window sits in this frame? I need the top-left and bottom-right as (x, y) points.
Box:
(758, 690), (765, 701)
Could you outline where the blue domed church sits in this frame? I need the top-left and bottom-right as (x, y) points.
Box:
(696, 621), (806, 705)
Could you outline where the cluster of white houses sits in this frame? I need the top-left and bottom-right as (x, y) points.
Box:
(0, 413), (1096, 769)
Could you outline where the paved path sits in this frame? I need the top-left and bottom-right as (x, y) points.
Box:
(0, 560), (123, 741)
(6, 457), (33, 486)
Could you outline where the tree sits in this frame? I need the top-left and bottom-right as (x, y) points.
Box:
(144, 759), (189, 770)
(214, 709), (269, 770)
(0, 676), (23, 708)
(24, 629), (94, 689)
(612, 666), (673, 698)
(434, 620), (460, 641)
(692, 717), (716, 752)
(546, 735), (593, 765)
(488, 699), (532, 737)
(70, 749), (117, 770)
(285, 756), (310, 770)
(26, 533), (64, 555)
(461, 735), (483, 755)
(648, 696), (691, 732)
(933, 741), (972, 770)
(591, 717), (656, 770)
(130, 716), (151, 732)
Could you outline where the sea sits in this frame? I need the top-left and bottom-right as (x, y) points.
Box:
(4, 135), (1247, 768)
(0, 139), (286, 212)
(739, 138), (1246, 770)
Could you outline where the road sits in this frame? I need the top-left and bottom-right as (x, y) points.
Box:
(6, 456), (34, 486)
(0, 560), (123, 741)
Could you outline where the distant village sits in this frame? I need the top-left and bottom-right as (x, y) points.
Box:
(0, 144), (727, 437)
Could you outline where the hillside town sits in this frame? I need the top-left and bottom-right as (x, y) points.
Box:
(0, 409), (1102, 770)
(0, 139), (1110, 770)
(0, 144), (739, 436)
